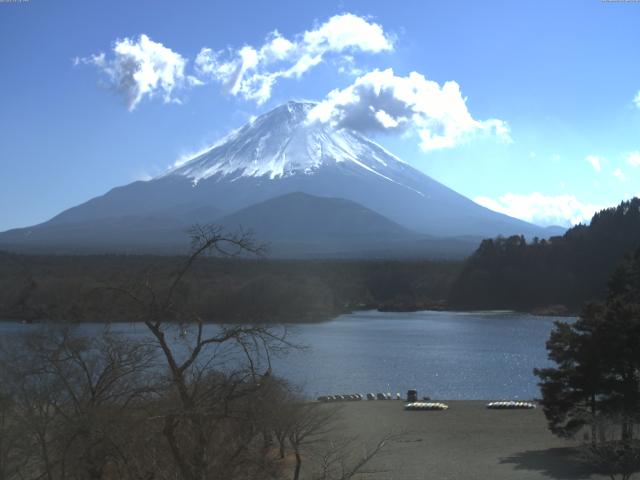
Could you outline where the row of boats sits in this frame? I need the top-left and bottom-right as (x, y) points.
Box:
(405, 402), (449, 411)
(486, 401), (536, 409)
(316, 395), (537, 411)
(317, 393), (402, 402)
(405, 401), (536, 411)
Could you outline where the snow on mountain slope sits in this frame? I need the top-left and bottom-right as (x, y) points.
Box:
(165, 101), (422, 195)
(0, 101), (561, 255)
(152, 100), (542, 237)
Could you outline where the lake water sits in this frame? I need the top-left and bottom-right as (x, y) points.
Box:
(0, 310), (568, 400)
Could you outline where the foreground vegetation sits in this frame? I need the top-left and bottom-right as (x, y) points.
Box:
(0, 228), (397, 480)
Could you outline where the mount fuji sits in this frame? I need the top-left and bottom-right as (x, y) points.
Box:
(0, 101), (562, 257)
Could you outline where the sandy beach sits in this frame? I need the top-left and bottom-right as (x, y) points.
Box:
(318, 401), (608, 480)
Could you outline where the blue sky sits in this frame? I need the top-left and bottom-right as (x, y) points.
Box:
(1, 0), (639, 230)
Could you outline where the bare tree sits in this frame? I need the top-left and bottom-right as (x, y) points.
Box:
(1, 224), (399, 480)
(310, 433), (401, 480)
(109, 225), (294, 480)
(0, 325), (159, 480)
(280, 398), (403, 480)
(0, 385), (28, 480)
(286, 402), (341, 480)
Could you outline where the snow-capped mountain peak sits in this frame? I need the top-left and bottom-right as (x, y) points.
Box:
(0, 102), (554, 252)
(164, 101), (408, 184)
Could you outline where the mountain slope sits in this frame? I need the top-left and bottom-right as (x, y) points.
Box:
(0, 192), (480, 257)
(216, 192), (479, 258)
(0, 101), (558, 256)
(0, 207), (223, 254)
(219, 192), (416, 242)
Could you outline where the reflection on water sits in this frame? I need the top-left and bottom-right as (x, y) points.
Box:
(0, 310), (568, 400)
(273, 310), (564, 400)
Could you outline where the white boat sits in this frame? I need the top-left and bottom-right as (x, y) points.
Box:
(404, 402), (449, 411)
(486, 401), (535, 410)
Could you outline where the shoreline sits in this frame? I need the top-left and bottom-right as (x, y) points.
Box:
(0, 305), (578, 325)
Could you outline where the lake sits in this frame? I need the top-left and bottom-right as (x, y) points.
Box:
(0, 310), (568, 400)
(274, 310), (565, 400)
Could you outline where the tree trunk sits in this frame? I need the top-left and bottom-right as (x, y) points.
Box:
(262, 429), (271, 450)
(591, 394), (597, 447)
(293, 451), (302, 480)
(621, 419), (632, 443)
(163, 415), (195, 480)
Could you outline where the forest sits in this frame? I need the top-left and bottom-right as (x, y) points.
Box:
(0, 250), (460, 323)
(449, 197), (640, 312)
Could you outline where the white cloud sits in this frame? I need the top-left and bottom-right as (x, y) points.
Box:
(302, 13), (394, 54)
(132, 171), (153, 182)
(194, 14), (394, 104)
(474, 192), (607, 227)
(586, 155), (602, 173)
(307, 68), (511, 151)
(80, 34), (196, 111)
(634, 91), (640, 108)
(336, 55), (364, 76)
(626, 151), (640, 167)
(612, 168), (626, 182)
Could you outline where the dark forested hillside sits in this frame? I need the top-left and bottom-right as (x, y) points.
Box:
(449, 198), (640, 312)
(0, 252), (460, 323)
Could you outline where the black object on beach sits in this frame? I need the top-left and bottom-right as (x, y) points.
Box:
(407, 389), (418, 402)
